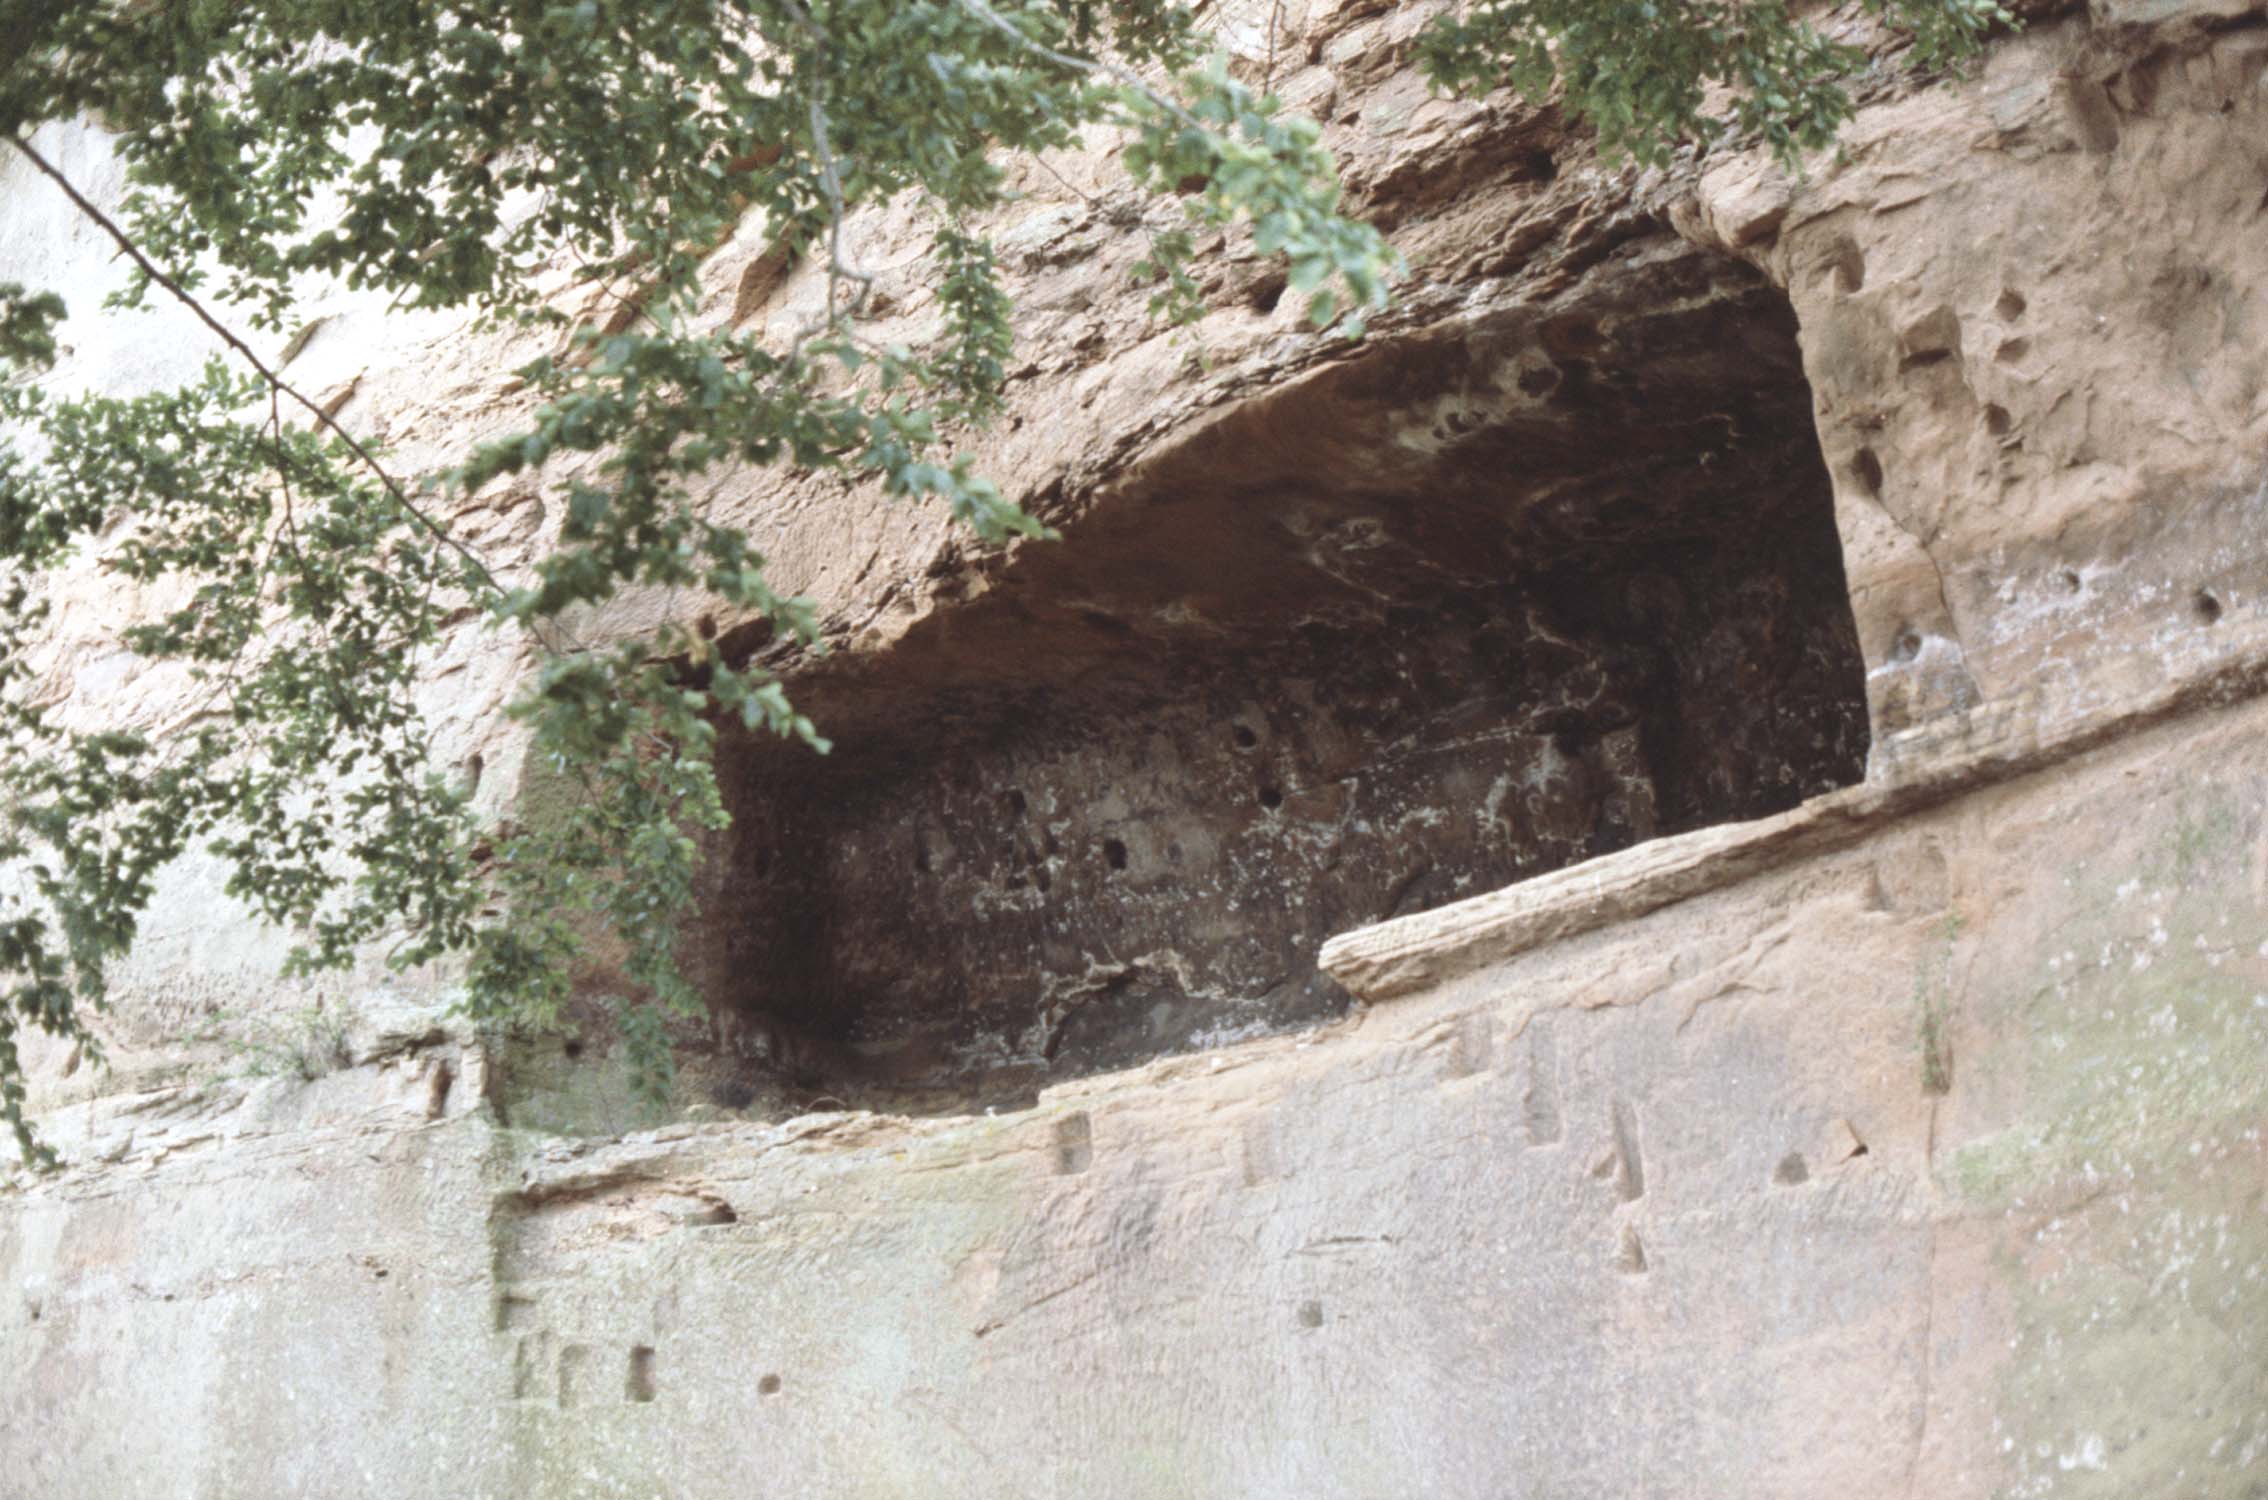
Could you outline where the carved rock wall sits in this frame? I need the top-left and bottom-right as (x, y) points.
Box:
(4, 0), (2268, 1494)
(8, 651), (2264, 1498)
(1684, 0), (2268, 743)
(690, 255), (1867, 1106)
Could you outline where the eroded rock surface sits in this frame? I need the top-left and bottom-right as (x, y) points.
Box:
(1684, 0), (2268, 744)
(9, 653), (2266, 1499)
(5, 0), (2268, 1494)
(691, 252), (1866, 1104)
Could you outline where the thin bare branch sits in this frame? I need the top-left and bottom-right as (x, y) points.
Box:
(1265, 0), (1285, 96)
(952, 0), (1202, 130)
(805, 95), (877, 323)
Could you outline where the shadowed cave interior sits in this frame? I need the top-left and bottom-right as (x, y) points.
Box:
(680, 248), (1869, 1116)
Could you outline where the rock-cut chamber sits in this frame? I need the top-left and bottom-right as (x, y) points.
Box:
(687, 249), (1868, 1112)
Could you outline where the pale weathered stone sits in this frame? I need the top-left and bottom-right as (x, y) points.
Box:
(5, 0), (2268, 1493)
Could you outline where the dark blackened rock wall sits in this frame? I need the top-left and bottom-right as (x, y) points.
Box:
(689, 241), (1867, 1109)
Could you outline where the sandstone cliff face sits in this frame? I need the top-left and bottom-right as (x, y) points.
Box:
(4, 0), (2267, 1494)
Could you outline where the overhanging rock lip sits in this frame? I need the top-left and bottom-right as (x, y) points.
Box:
(1320, 614), (2268, 1002)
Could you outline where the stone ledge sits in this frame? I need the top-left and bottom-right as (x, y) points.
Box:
(1320, 613), (2268, 999)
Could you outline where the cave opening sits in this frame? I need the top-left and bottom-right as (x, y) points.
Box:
(685, 249), (1868, 1115)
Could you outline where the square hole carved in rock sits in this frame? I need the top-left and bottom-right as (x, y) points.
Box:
(684, 254), (1868, 1114)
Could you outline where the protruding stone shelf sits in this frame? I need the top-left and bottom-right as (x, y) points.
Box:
(1322, 612), (2268, 1000)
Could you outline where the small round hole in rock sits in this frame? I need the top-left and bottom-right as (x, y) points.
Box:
(1248, 274), (1287, 316)
(1995, 289), (2027, 321)
(1890, 629), (1923, 664)
(563, 1038), (585, 1060)
(1258, 785), (1283, 811)
(2059, 569), (2083, 594)
(2194, 590), (2224, 625)
(1103, 838), (1128, 872)
(758, 1374), (782, 1397)
(1852, 447), (1884, 497)
(1232, 725), (1258, 750)
(1516, 363), (1563, 397)
(1983, 404), (2012, 437)
(1297, 1301), (1324, 1329)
